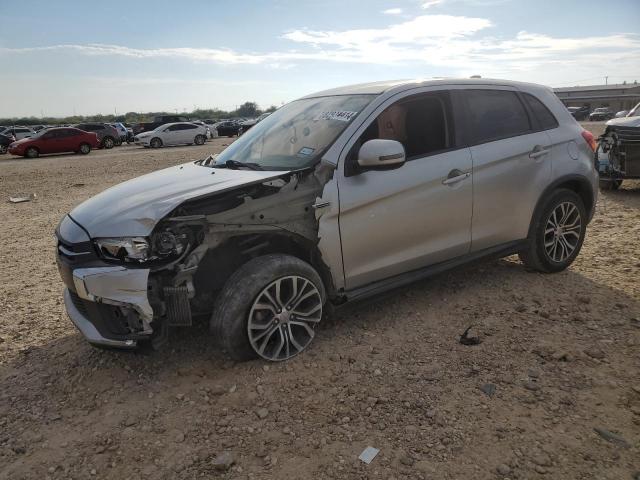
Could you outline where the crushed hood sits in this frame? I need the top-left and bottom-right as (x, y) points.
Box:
(70, 161), (289, 237)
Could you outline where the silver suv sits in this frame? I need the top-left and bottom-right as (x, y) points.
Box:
(56, 79), (598, 361)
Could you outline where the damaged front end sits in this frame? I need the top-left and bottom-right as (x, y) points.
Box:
(56, 164), (334, 350)
(597, 124), (640, 187)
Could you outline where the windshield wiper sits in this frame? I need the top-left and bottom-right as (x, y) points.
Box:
(222, 159), (264, 171)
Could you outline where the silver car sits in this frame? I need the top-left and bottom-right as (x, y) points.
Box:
(56, 79), (598, 361)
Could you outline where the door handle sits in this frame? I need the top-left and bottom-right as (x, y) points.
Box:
(312, 200), (331, 209)
(442, 169), (471, 186)
(529, 145), (550, 159)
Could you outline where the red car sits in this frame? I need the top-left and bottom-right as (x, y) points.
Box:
(8, 127), (100, 158)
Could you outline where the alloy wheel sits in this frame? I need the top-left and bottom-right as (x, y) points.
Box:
(247, 275), (322, 361)
(544, 201), (582, 263)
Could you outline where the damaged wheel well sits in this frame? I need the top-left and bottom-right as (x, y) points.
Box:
(191, 232), (335, 314)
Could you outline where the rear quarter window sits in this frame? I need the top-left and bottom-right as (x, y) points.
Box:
(523, 93), (558, 130)
(465, 89), (531, 145)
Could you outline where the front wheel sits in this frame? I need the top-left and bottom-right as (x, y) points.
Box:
(210, 254), (326, 362)
(79, 143), (91, 155)
(150, 138), (162, 148)
(25, 147), (39, 158)
(519, 189), (586, 273)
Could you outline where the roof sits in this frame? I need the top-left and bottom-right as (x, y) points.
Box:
(554, 83), (640, 93)
(301, 78), (550, 99)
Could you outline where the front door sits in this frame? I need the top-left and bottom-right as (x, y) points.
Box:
(337, 90), (473, 290)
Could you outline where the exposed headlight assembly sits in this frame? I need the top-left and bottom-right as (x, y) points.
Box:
(95, 237), (150, 263)
(95, 228), (193, 264)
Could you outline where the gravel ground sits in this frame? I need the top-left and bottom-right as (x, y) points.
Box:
(0, 126), (638, 480)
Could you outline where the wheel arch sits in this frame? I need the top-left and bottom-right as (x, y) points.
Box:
(527, 174), (595, 238)
(192, 232), (336, 311)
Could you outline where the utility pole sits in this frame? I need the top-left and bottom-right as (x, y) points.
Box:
(605, 76), (608, 85)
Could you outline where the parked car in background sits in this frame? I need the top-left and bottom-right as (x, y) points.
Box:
(589, 107), (614, 121)
(238, 112), (271, 135)
(55, 78), (598, 360)
(567, 106), (590, 121)
(8, 127), (99, 158)
(132, 115), (190, 135)
(133, 122), (208, 148)
(614, 110), (629, 118)
(214, 120), (243, 137)
(0, 126), (35, 140)
(111, 123), (129, 143)
(75, 123), (120, 148)
(0, 133), (15, 154)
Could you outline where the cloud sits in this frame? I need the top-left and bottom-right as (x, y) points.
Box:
(382, 8), (403, 14)
(422, 0), (444, 8)
(1, 14), (639, 83)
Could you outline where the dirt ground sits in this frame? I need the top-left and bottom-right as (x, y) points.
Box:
(0, 126), (638, 480)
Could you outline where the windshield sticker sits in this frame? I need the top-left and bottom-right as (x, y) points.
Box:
(297, 147), (315, 156)
(314, 111), (358, 122)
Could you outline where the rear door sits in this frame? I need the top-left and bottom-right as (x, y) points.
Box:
(462, 88), (552, 251)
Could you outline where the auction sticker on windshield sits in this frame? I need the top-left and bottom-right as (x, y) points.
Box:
(314, 111), (358, 122)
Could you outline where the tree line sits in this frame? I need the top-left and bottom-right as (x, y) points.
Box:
(0, 102), (278, 126)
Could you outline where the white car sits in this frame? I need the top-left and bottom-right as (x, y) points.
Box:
(0, 126), (35, 140)
(134, 122), (208, 148)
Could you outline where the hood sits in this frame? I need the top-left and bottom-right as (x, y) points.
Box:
(11, 137), (33, 146)
(605, 116), (640, 128)
(69, 161), (289, 237)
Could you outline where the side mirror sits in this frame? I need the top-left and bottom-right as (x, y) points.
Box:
(357, 139), (406, 169)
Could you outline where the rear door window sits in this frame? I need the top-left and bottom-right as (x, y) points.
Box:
(465, 90), (532, 144)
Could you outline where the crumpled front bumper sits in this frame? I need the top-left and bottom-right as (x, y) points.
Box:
(63, 266), (154, 349)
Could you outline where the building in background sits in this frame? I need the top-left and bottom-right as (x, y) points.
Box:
(554, 82), (640, 112)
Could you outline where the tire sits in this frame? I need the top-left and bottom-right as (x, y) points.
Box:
(519, 188), (586, 273)
(0, 145), (7, 154)
(194, 134), (205, 145)
(102, 136), (115, 149)
(210, 254), (326, 362)
(25, 147), (39, 158)
(599, 179), (622, 191)
(79, 143), (91, 155)
(150, 137), (162, 148)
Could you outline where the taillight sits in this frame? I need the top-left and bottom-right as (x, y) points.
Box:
(581, 130), (597, 152)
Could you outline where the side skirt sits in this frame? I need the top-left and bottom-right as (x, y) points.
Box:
(338, 239), (528, 305)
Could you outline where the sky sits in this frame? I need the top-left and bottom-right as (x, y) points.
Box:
(0, 0), (639, 118)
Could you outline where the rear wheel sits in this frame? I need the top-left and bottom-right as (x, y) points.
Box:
(519, 189), (586, 273)
(150, 137), (162, 148)
(0, 144), (7, 154)
(210, 254), (326, 362)
(194, 134), (205, 145)
(25, 147), (39, 158)
(79, 143), (91, 155)
(102, 136), (115, 149)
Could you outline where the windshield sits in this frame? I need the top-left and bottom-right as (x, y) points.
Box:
(213, 94), (375, 170)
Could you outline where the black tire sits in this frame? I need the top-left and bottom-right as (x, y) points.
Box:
(25, 147), (39, 158)
(79, 143), (91, 155)
(599, 179), (622, 191)
(194, 134), (205, 145)
(210, 254), (326, 361)
(519, 188), (586, 273)
(0, 144), (7, 154)
(150, 137), (162, 148)
(102, 136), (115, 149)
